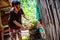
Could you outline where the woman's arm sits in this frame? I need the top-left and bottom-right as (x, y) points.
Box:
(13, 20), (26, 29)
(22, 14), (29, 21)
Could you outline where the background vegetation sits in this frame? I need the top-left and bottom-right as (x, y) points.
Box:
(20, 0), (36, 23)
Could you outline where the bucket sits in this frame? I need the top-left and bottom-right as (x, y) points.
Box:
(21, 30), (30, 40)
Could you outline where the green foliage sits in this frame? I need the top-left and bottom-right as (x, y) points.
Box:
(20, 0), (36, 23)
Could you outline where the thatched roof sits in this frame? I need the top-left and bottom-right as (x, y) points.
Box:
(0, 0), (11, 8)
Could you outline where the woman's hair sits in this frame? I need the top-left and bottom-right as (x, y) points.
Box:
(12, 1), (21, 7)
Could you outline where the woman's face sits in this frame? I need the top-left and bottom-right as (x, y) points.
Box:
(16, 4), (20, 10)
(14, 4), (21, 13)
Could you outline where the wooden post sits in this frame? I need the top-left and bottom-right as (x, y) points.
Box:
(0, 10), (4, 40)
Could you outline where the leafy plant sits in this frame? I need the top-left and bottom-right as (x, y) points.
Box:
(20, 0), (36, 23)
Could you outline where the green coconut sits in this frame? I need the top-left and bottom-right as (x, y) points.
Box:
(31, 20), (37, 28)
(28, 20), (38, 29)
(22, 34), (30, 40)
(22, 36), (28, 40)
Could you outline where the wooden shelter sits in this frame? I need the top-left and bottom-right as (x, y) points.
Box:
(0, 0), (10, 8)
(0, 0), (11, 40)
(0, 0), (11, 26)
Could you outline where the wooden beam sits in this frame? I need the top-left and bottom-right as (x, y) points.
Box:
(0, 10), (3, 27)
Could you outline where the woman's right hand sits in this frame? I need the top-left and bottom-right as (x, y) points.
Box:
(21, 25), (27, 30)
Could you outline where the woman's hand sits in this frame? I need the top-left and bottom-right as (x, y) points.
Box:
(22, 14), (30, 21)
(21, 25), (27, 30)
